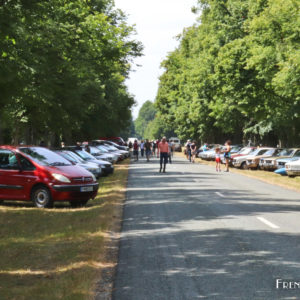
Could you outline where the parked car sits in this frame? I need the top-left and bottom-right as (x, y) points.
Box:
(222, 147), (255, 165)
(89, 145), (120, 163)
(55, 150), (102, 178)
(276, 155), (300, 169)
(232, 147), (272, 169)
(285, 159), (300, 177)
(199, 146), (218, 160)
(64, 147), (114, 175)
(246, 148), (281, 169)
(91, 141), (129, 159)
(98, 137), (126, 146)
(0, 146), (99, 208)
(96, 140), (129, 153)
(259, 148), (299, 171)
(169, 137), (182, 152)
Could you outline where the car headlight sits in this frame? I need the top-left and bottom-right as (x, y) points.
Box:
(52, 173), (71, 183)
(91, 173), (96, 181)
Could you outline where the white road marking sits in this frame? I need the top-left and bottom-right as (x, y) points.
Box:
(257, 217), (279, 229)
(215, 192), (225, 198)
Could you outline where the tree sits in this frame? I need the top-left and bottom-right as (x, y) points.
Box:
(134, 101), (156, 138)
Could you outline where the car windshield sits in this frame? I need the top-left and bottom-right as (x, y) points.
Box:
(238, 148), (251, 155)
(278, 149), (293, 156)
(56, 151), (77, 164)
(20, 147), (71, 166)
(75, 150), (95, 160)
(250, 149), (265, 156)
(294, 150), (300, 157)
(96, 145), (109, 153)
(64, 151), (84, 163)
(105, 144), (118, 151)
(108, 141), (119, 147)
(264, 149), (275, 156)
(89, 146), (102, 155)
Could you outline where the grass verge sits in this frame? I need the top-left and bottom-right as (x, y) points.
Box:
(176, 152), (300, 193)
(0, 158), (129, 300)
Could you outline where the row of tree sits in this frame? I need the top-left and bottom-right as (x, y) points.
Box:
(0, 0), (142, 146)
(154, 0), (299, 146)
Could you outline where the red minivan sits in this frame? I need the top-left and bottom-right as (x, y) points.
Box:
(0, 146), (99, 208)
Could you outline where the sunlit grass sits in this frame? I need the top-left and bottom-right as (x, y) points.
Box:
(0, 159), (129, 300)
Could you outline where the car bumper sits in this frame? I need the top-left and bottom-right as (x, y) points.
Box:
(50, 183), (99, 200)
(247, 163), (258, 168)
(286, 170), (300, 176)
(261, 164), (276, 170)
(232, 161), (242, 167)
(102, 166), (114, 175)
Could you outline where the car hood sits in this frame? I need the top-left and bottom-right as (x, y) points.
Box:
(286, 159), (300, 166)
(44, 165), (94, 178)
(253, 154), (273, 159)
(277, 157), (300, 163)
(263, 155), (290, 161)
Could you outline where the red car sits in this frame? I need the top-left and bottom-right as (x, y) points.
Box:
(0, 146), (99, 208)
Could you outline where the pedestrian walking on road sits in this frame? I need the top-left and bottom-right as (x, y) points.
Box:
(144, 139), (152, 162)
(152, 140), (156, 156)
(191, 140), (197, 163)
(215, 147), (221, 172)
(224, 140), (232, 172)
(185, 140), (192, 162)
(133, 140), (139, 161)
(140, 140), (145, 157)
(167, 139), (172, 164)
(158, 137), (169, 173)
(156, 139), (160, 158)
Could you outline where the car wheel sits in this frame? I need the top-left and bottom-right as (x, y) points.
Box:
(31, 186), (53, 208)
(70, 199), (89, 208)
(241, 162), (247, 170)
(0, 200), (3, 205)
(288, 175), (295, 178)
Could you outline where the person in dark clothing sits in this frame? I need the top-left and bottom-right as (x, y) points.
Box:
(75, 142), (82, 150)
(144, 139), (152, 162)
(133, 140), (139, 161)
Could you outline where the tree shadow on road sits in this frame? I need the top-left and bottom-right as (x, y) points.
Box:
(113, 160), (300, 300)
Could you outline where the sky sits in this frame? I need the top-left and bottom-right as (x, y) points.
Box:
(113, 0), (198, 119)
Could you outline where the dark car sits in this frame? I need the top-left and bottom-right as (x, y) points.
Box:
(0, 146), (99, 208)
(98, 137), (125, 146)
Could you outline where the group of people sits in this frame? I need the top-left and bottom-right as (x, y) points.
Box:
(129, 138), (174, 173)
(184, 140), (232, 172)
(129, 137), (232, 174)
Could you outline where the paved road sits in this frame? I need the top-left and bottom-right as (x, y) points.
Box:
(113, 155), (300, 300)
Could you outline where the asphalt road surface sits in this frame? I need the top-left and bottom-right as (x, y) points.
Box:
(113, 155), (300, 300)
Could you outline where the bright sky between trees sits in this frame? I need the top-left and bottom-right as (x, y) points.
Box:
(114, 0), (197, 119)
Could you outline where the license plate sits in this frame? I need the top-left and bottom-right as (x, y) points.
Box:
(80, 186), (93, 192)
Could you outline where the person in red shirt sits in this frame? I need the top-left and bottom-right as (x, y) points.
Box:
(158, 137), (170, 173)
(133, 140), (139, 161)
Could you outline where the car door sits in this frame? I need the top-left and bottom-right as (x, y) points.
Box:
(0, 149), (25, 200)
(17, 154), (38, 199)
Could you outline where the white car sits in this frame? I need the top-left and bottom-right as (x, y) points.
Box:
(285, 159), (300, 177)
(232, 148), (271, 169)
